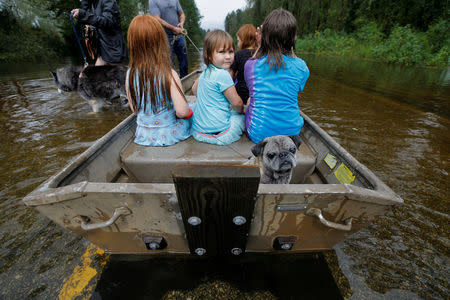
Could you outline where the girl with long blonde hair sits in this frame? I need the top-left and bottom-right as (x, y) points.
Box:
(126, 15), (192, 146)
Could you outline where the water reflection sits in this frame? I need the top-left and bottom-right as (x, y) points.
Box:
(299, 54), (449, 299)
(438, 67), (450, 86)
(0, 64), (113, 298)
(302, 54), (450, 119)
(0, 52), (203, 299)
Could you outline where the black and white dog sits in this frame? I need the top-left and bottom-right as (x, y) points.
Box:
(50, 65), (128, 112)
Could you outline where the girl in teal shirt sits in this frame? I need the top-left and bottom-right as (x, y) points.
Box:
(191, 30), (245, 145)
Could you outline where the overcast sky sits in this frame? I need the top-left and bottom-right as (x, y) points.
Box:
(195, 0), (247, 30)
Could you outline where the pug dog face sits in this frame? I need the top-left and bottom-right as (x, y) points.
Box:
(251, 135), (302, 184)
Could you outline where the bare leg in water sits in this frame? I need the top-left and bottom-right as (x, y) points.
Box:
(95, 56), (107, 66)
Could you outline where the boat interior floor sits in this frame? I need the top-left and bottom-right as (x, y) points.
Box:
(120, 135), (318, 184)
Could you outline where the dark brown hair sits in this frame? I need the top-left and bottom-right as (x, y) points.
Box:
(203, 30), (235, 66)
(237, 24), (257, 50)
(127, 15), (174, 113)
(254, 9), (297, 71)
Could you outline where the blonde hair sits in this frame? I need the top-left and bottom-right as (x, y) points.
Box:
(203, 30), (235, 66)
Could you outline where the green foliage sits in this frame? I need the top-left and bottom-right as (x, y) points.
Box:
(428, 45), (450, 66)
(118, 0), (141, 36)
(297, 30), (358, 57)
(0, 0), (203, 63)
(227, 0), (449, 66)
(354, 18), (384, 43)
(297, 21), (449, 66)
(426, 19), (450, 52)
(47, 0), (83, 53)
(372, 25), (431, 65)
(354, 0), (448, 33)
(225, 8), (253, 40)
(179, 0), (203, 46)
(0, 0), (66, 62)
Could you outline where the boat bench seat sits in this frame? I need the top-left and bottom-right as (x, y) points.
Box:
(120, 135), (317, 184)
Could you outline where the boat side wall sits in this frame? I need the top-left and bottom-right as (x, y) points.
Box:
(21, 69), (403, 254)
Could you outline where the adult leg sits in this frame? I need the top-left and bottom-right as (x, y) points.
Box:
(95, 56), (107, 66)
(174, 36), (188, 78)
(95, 56), (120, 66)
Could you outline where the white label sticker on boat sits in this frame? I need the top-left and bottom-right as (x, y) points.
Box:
(324, 153), (337, 169)
(334, 163), (355, 184)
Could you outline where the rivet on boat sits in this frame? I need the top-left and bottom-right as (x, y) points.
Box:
(231, 248), (243, 255)
(188, 216), (201, 226)
(233, 216), (246, 225)
(195, 248), (206, 256)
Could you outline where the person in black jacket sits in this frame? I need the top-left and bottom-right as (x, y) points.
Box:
(71, 0), (128, 65)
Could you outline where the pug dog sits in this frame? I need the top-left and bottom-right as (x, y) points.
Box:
(251, 135), (302, 184)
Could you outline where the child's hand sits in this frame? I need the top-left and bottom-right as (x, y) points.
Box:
(256, 26), (262, 46)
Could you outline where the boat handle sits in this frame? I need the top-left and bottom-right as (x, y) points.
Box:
(306, 208), (352, 231)
(80, 207), (131, 231)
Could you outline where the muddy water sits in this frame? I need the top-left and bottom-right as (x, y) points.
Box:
(0, 53), (448, 299)
(300, 54), (449, 299)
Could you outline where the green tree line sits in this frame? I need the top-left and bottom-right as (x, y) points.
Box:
(0, 0), (203, 63)
(225, 0), (449, 66)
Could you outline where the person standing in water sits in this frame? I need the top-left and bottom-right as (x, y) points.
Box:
(71, 0), (128, 65)
(149, 0), (189, 78)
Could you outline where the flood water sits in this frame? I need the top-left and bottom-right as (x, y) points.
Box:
(0, 52), (448, 299)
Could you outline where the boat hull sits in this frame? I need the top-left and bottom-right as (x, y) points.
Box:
(23, 70), (402, 255)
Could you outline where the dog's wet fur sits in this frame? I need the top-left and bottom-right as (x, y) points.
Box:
(50, 65), (128, 112)
(251, 135), (302, 184)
